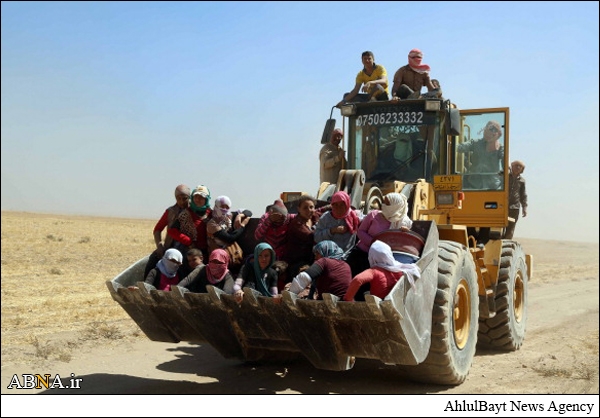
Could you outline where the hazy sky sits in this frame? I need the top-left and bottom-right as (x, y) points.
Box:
(1, 1), (598, 243)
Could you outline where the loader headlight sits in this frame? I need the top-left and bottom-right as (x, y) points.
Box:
(436, 192), (454, 205)
(425, 100), (440, 111)
(340, 104), (356, 116)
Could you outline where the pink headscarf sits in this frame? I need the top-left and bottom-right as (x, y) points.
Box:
(408, 49), (430, 74)
(330, 191), (360, 234)
(206, 249), (230, 284)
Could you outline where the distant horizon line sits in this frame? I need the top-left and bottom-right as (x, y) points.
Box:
(2, 210), (598, 245)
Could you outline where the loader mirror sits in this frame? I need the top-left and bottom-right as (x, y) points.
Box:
(321, 118), (336, 144)
(447, 107), (461, 136)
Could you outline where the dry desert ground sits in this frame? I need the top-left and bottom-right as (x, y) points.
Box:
(1, 211), (598, 400)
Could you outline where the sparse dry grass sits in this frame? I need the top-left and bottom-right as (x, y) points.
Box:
(1, 211), (155, 350)
(531, 331), (599, 382)
(2, 210), (598, 384)
(82, 321), (124, 340)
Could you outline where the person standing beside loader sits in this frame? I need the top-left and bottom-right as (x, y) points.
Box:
(319, 127), (346, 185)
(504, 160), (528, 239)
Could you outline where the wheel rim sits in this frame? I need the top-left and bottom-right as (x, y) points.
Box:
(513, 271), (524, 323)
(364, 186), (383, 214)
(367, 195), (382, 212)
(453, 278), (471, 349)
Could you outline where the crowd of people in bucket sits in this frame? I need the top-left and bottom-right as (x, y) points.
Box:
(133, 46), (528, 302)
(134, 183), (423, 303)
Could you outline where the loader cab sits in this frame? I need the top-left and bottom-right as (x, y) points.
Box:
(335, 102), (511, 235)
(448, 108), (510, 231)
(333, 99), (451, 214)
(340, 99), (448, 184)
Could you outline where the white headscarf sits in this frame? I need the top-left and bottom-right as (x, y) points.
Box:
(368, 241), (404, 273)
(381, 193), (409, 229)
(212, 196), (233, 225)
(368, 241), (422, 288)
(156, 248), (182, 278)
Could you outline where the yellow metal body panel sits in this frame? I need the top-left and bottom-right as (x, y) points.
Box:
(437, 224), (469, 247)
(433, 175), (462, 191)
(526, 253), (534, 281)
(482, 239), (502, 287)
(449, 190), (508, 228)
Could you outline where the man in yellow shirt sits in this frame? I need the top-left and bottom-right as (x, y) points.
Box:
(337, 51), (389, 107)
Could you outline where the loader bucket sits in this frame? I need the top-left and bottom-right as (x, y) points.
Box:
(107, 221), (439, 371)
(106, 257), (182, 343)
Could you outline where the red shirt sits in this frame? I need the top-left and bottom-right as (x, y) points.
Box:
(283, 213), (318, 265)
(158, 273), (180, 291)
(305, 258), (352, 299)
(168, 208), (212, 250)
(344, 267), (403, 301)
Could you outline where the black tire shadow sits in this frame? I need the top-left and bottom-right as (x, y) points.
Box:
(40, 343), (455, 394)
(474, 345), (515, 357)
(38, 373), (206, 394)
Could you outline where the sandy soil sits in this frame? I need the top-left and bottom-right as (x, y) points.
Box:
(1, 213), (598, 412)
(3, 276), (598, 394)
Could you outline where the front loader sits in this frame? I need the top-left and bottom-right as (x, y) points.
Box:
(107, 96), (532, 385)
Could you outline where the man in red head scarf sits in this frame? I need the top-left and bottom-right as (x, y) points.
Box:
(391, 48), (436, 100)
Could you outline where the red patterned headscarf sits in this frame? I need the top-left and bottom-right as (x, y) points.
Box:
(330, 191), (359, 234)
(206, 249), (230, 284)
(408, 49), (430, 74)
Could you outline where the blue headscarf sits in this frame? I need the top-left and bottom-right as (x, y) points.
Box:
(253, 242), (276, 297)
(313, 240), (344, 260)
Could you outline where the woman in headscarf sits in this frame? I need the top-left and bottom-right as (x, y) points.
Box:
(254, 199), (290, 261)
(144, 248), (183, 291)
(143, 183), (191, 279)
(168, 185), (212, 263)
(391, 48), (435, 100)
(344, 240), (421, 301)
(287, 240), (352, 300)
(178, 249), (235, 294)
(346, 192), (413, 276)
(206, 195), (251, 273)
(233, 242), (279, 301)
(314, 191), (360, 255)
(282, 195), (321, 285)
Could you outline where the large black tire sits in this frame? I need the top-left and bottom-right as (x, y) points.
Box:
(478, 241), (528, 350)
(400, 240), (479, 385)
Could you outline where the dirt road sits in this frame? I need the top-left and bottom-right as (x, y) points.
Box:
(2, 243), (598, 399)
(1, 232), (598, 418)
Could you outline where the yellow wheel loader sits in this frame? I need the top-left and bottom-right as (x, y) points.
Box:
(107, 97), (532, 386)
